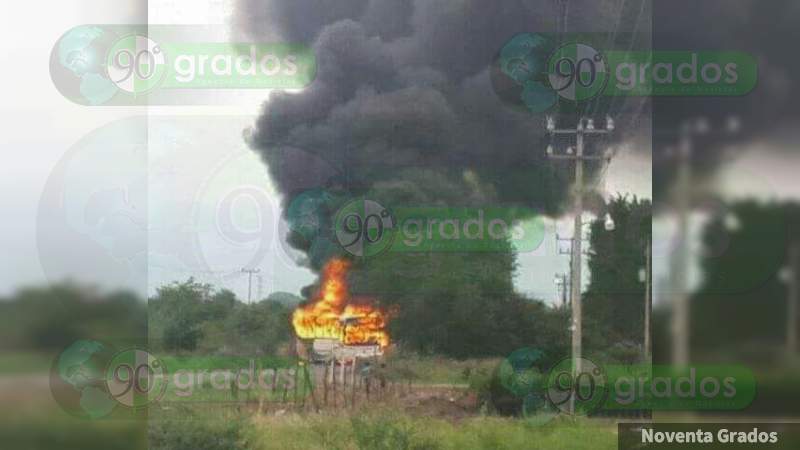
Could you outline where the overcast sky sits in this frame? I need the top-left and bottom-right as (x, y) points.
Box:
(0, 0), (144, 295)
(3, 0), (655, 305)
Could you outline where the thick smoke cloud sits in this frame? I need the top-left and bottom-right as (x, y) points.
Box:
(236, 0), (651, 267)
(652, 0), (800, 198)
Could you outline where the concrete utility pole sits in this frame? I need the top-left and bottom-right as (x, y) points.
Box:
(643, 240), (652, 362)
(784, 243), (800, 354)
(547, 115), (615, 413)
(671, 130), (692, 367)
(242, 268), (261, 304)
(557, 273), (569, 309)
(667, 116), (740, 366)
(556, 233), (574, 311)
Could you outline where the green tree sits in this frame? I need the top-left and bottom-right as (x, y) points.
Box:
(163, 316), (203, 352)
(265, 291), (303, 308)
(204, 289), (237, 321)
(690, 201), (798, 357)
(148, 279), (211, 352)
(224, 301), (292, 355)
(0, 283), (145, 351)
(583, 195), (652, 355)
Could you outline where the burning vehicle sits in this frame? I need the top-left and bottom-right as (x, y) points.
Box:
(292, 258), (390, 361)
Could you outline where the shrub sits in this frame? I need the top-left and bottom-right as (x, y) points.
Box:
(351, 414), (438, 450)
(148, 416), (246, 450)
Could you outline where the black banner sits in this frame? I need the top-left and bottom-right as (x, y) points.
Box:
(619, 423), (800, 450)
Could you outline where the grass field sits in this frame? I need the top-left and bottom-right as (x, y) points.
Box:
(157, 352), (501, 385)
(243, 411), (618, 450)
(383, 353), (501, 386)
(1, 412), (146, 450)
(0, 352), (53, 374)
(146, 404), (620, 450)
(0, 351), (618, 449)
(0, 372), (146, 450)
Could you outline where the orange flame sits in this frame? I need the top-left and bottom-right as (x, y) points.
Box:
(292, 258), (390, 348)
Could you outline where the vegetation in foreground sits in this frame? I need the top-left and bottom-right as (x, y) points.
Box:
(146, 408), (617, 450)
(246, 411), (616, 450)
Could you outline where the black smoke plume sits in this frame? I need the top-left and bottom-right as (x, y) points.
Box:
(236, 0), (651, 268)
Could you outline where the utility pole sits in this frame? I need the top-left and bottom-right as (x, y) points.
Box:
(241, 268), (261, 304)
(667, 116), (739, 366)
(556, 233), (574, 311)
(783, 243), (799, 354)
(671, 130), (692, 366)
(554, 272), (569, 310)
(643, 240), (652, 362)
(555, 0), (569, 33)
(547, 115), (615, 414)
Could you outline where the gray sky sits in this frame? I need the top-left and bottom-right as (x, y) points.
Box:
(0, 0), (145, 294)
(1, 0), (652, 305)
